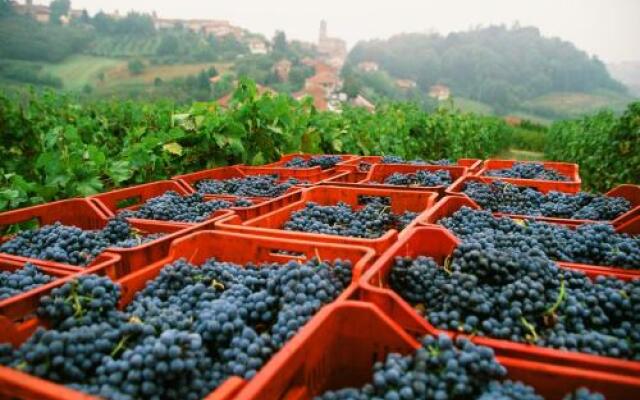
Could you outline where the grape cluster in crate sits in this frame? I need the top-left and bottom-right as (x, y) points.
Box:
(0, 154), (638, 400)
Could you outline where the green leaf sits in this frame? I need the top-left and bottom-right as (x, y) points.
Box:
(227, 137), (245, 156)
(251, 152), (265, 166)
(163, 142), (183, 156)
(212, 133), (227, 148)
(75, 177), (104, 196)
(107, 161), (133, 184)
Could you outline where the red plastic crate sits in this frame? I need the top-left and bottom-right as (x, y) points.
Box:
(0, 198), (210, 278)
(215, 186), (438, 255)
(0, 252), (121, 346)
(0, 231), (375, 400)
(173, 165), (326, 200)
(0, 257), (77, 334)
(117, 229), (375, 305)
(338, 156), (482, 173)
(448, 176), (640, 226)
(88, 180), (236, 228)
(419, 196), (640, 278)
(359, 226), (640, 379)
(318, 170), (369, 185)
(361, 164), (468, 194)
(234, 301), (640, 400)
(477, 159), (581, 190)
(261, 153), (359, 174)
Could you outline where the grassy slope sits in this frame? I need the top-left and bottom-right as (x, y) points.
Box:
(41, 55), (125, 90)
(451, 97), (494, 114)
(495, 149), (545, 161)
(521, 90), (637, 118)
(34, 55), (231, 93)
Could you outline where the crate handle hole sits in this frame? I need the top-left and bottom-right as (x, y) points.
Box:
(116, 196), (142, 210)
(1, 217), (41, 238)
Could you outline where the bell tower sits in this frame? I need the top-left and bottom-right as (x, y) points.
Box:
(319, 20), (327, 42)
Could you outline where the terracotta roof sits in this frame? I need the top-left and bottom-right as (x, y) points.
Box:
(352, 95), (375, 112)
(306, 71), (339, 86)
(504, 116), (523, 126)
(294, 85), (328, 110)
(396, 79), (417, 89)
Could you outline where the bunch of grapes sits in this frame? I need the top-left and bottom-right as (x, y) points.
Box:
(0, 216), (158, 266)
(119, 191), (237, 223)
(284, 199), (418, 239)
(0, 254), (354, 399)
(381, 170), (452, 187)
(389, 235), (640, 360)
(484, 162), (570, 181)
(316, 333), (604, 400)
(0, 263), (54, 300)
(195, 174), (304, 197)
(439, 207), (640, 269)
(463, 181), (631, 220)
(284, 155), (342, 169)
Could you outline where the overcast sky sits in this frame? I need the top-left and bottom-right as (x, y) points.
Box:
(34, 0), (640, 63)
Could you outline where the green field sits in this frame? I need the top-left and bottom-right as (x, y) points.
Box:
(41, 55), (125, 90)
(451, 97), (494, 114)
(34, 56), (229, 94)
(522, 90), (637, 119)
(507, 112), (553, 126)
(495, 148), (545, 161)
(87, 35), (162, 57)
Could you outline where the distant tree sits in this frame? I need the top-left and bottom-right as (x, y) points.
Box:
(154, 77), (163, 86)
(197, 70), (210, 90)
(78, 9), (90, 24)
(91, 12), (114, 33)
(342, 73), (363, 98)
(117, 12), (155, 35)
(0, 0), (13, 17)
(157, 34), (179, 56)
(0, 16), (93, 62)
(82, 83), (93, 94)
(207, 66), (218, 77)
(97, 71), (105, 82)
(127, 59), (145, 75)
(345, 25), (626, 112)
(49, 0), (70, 25)
(273, 30), (288, 55)
(288, 64), (313, 90)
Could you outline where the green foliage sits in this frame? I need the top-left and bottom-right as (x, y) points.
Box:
(0, 14), (93, 62)
(127, 59), (145, 75)
(272, 31), (288, 55)
(0, 0), (12, 17)
(546, 102), (640, 191)
(156, 34), (179, 56)
(0, 80), (513, 211)
(347, 25), (626, 113)
(509, 127), (546, 152)
(0, 61), (62, 87)
(49, 0), (70, 25)
(90, 11), (155, 36)
(88, 29), (248, 62)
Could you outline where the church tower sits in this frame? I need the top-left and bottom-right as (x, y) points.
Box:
(319, 20), (327, 43)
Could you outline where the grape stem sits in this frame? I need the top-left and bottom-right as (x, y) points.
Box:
(520, 316), (539, 342)
(545, 279), (566, 316)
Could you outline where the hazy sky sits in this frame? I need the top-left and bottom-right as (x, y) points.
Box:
(35, 0), (640, 63)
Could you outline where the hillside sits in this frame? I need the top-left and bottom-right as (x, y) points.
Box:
(520, 90), (636, 119)
(0, 3), (318, 103)
(345, 25), (630, 118)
